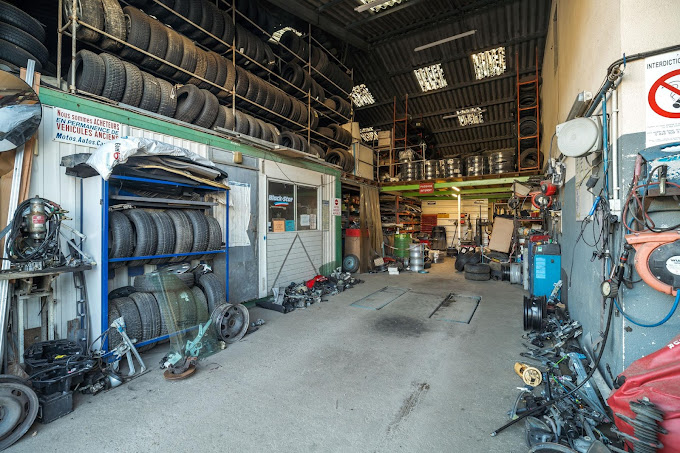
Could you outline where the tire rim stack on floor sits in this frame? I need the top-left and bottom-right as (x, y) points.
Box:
(409, 244), (425, 272)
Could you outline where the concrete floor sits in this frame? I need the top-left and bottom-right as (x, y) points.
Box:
(13, 260), (531, 452)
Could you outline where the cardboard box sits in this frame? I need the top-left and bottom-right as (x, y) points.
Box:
(272, 220), (285, 232)
(488, 217), (514, 253)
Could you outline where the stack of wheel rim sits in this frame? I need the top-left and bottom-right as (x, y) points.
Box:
(485, 149), (516, 174)
(443, 158), (463, 177)
(409, 244), (425, 272)
(423, 160), (437, 179)
(509, 263), (522, 284)
(466, 156), (488, 176)
(400, 160), (421, 181)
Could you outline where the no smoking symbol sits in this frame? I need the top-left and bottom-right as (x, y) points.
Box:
(648, 68), (680, 119)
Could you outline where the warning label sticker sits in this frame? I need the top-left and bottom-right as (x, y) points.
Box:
(646, 51), (680, 146)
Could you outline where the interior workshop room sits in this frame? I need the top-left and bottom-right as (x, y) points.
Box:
(0, 0), (679, 451)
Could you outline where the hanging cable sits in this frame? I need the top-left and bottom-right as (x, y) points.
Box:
(613, 292), (680, 328)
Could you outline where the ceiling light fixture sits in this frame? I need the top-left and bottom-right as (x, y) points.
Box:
(414, 63), (448, 92)
(355, 0), (398, 13)
(451, 186), (460, 192)
(414, 30), (477, 52)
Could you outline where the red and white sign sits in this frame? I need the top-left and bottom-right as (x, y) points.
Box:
(646, 52), (680, 146)
(331, 198), (341, 216)
(53, 108), (121, 148)
(419, 183), (434, 194)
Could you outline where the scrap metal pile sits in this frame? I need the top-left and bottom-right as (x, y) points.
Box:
(257, 268), (363, 313)
(505, 295), (626, 452)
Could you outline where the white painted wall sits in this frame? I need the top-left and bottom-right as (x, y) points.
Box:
(421, 198), (489, 244)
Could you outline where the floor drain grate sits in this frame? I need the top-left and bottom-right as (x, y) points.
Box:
(429, 293), (481, 324)
(351, 286), (410, 310)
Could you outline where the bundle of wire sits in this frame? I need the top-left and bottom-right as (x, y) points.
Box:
(6, 198), (64, 264)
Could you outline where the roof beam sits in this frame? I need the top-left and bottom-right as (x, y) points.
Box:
(318, 0), (346, 12)
(265, 0), (370, 50)
(346, 0), (426, 30)
(436, 135), (516, 148)
(368, 0), (513, 46)
(431, 118), (514, 134)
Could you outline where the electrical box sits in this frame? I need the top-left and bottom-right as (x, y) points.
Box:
(530, 243), (561, 298)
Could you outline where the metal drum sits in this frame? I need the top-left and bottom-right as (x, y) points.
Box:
(486, 149), (516, 174)
(409, 243), (425, 272)
(466, 155), (488, 176)
(443, 158), (463, 178)
(423, 160), (437, 179)
(394, 233), (411, 258)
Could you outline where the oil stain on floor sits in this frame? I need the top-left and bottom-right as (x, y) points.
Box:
(387, 382), (430, 434)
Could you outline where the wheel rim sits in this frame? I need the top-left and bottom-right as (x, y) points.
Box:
(0, 382), (38, 450)
(211, 303), (249, 343)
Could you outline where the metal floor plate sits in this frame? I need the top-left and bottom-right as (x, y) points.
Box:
(429, 294), (481, 324)
(351, 286), (410, 310)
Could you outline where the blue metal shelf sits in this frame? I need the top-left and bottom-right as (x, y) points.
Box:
(101, 174), (230, 352)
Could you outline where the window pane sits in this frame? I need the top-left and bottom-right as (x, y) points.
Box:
(296, 186), (318, 231)
(268, 181), (295, 232)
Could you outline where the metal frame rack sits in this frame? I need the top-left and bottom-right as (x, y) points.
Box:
(516, 51), (541, 172)
(100, 174), (229, 350)
(55, 0), (355, 153)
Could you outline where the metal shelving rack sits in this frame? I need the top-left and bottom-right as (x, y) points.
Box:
(101, 174), (229, 350)
(56, 0), (355, 153)
(516, 51), (541, 172)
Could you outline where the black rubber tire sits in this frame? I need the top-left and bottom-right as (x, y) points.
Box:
(203, 216), (222, 257)
(194, 0), (214, 41)
(124, 209), (158, 266)
(187, 47), (207, 87)
(325, 148), (347, 168)
(174, 84), (205, 123)
(0, 39), (43, 72)
(161, 0), (189, 28)
(245, 114), (260, 138)
(194, 89), (219, 128)
(216, 58), (236, 100)
(148, 211), (175, 265)
(108, 211), (134, 267)
(145, 0), (174, 20)
(67, 50), (104, 95)
(167, 210), (193, 262)
(309, 143), (324, 159)
(63, 0), (104, 43)
(464, 263), (491, 274)
(200, 52), (218, 90)
(191, 286), (209, 321)
(222, 106), (235, 130)
(465, 271), (491, 281)
(454, 252), (472, 272)
(135, 272), (191, 293)
(162, 266), (195, 287)
(197, 272), (226, 312)
(185, 210), (209, 253)
(212, 102), (226, 130)
(176, 0), (203, 36)
(99, 0), (126, 51)
(139, 71), (161, 112)
(280, 131), (299, 150)
(268, 124), (282, 145)
(108, 301), (122, 349)
(233, 110), (249, 134)
(99, 53), (126, 102)
(200, 1), (221, 46)
(108, 286), (136, 299)
(121, 61), (143, 107)
(151, 291), (169, 336)
(140, 18), (168, 71)
(209, 54), (228, 95)
(341, 148), (354, 172)
(0, 23), (48, 66)
(343, 254), (359, 273)
(174, 288), (197, 327)
(234, 65), (249, 98)
(156, 78), (177, 117)
(120, 6), (151, 63)
(0, 1), (46, 43)
(129, 291), (160, 351)
(221, 11), (235, 46)
(158, 27), (183, 77)
(111, 297), (143, 344)
(173, 35), (198, 83)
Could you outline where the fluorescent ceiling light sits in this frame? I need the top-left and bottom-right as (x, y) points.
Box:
(351, 84), (376, 107)
(414, 64), (448, 92)
(471, 46), (506, 80)
(442, 107), (487, 123)
(450, 194), (459, 198)
(360, 127), (379, 142)
(451, 186), (460, 192)
(270, 27), (302, 43)
(414, 30), (476, 52)
(356, 0), (403, 13)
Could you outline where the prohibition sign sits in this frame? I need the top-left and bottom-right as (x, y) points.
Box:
(648, 68), (680, 119)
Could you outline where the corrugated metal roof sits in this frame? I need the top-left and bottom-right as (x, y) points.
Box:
(299, 0), (550, 156)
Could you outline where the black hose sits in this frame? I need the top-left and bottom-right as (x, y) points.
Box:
(490, 298), (615, 437)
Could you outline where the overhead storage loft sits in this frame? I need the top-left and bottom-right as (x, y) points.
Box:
(1, 1), (680, 451)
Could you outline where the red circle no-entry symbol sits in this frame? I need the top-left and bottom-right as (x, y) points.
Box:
(648, 68), (680, 119)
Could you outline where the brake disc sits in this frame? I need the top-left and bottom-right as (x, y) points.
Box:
(0, 382), (39, 450)
(211, 303), (250, 343)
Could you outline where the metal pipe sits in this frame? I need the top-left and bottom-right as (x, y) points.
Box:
(70, 0), (77, 92)
(57, 0), (63, 83)
(457, 193), (461, 247)
(611, 89), (620, 201)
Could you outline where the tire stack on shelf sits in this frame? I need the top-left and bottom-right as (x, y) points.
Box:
(108, 209), (223, 269)
(0, 1), (48, 72)
(62, 0), (352, 160)
(485, 149), (516, 174)
(465, 155), (488, 176)
(442, 158), (464, 178)
(518, 75), (541, 170)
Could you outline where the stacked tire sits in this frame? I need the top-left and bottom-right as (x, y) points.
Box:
(108, 209), (223, 267)
(455, 251), (481, 272)
(0, 1), (48, 72)
(325, 148), (354, 173)
(107, 269), (225, 352)
(464, 263), (491, 281)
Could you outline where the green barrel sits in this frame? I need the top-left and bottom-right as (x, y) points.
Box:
(394, 233), (411, 258)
